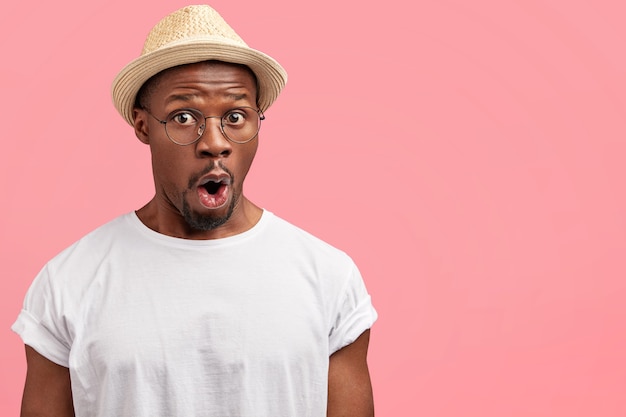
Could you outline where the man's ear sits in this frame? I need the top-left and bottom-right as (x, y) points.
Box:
(132, 108), (150, 144)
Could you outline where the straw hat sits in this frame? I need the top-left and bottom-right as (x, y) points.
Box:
(111, 5), (287, 126)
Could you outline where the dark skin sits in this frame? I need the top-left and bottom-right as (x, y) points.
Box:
(328, 330), (375, 417)
(21, 346), (74, 417)
(133, 62), (262, 240)
(19, 62), (374, 417)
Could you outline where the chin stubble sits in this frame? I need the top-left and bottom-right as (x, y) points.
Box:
(181, 194), (237, 231)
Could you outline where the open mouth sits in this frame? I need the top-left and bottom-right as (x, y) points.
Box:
(197, 177), (230, 208)
(203, 180), (223, 195)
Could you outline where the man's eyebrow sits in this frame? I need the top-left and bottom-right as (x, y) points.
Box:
(227, 93), (250, 101)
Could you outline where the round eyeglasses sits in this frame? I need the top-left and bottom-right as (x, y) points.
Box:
(145, 106), (265, 145)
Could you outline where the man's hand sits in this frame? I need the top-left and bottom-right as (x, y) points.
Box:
(21, 345), (74, 417)
(327, 329), (374, 417)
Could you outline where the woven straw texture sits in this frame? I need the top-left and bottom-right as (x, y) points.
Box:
(142, 6), (246, 53)
(112, 5), (287, 126)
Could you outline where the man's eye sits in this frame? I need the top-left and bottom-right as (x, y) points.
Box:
(171, 112), (197, 125)
(224, 111), (245, 126)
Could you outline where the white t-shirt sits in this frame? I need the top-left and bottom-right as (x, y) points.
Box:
(12, 211), (377, 417)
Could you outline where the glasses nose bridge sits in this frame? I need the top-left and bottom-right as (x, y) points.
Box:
(198, 114), (227, 140)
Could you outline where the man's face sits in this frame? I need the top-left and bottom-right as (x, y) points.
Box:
(133, 61), (260, 238)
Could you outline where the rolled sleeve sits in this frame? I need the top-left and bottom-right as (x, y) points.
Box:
(328, 264), (378, 354)
(12, 309), (71, 367)
(12, 265), (72, 367)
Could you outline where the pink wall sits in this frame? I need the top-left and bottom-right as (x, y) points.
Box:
(2, 1), (625, 415)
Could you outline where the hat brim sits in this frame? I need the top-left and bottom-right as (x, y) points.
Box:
(112, 36), (287, 126)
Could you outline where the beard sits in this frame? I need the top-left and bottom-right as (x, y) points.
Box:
(181, 191), (238, 231)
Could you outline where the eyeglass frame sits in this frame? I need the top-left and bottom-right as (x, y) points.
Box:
(142, 106), (265, 145)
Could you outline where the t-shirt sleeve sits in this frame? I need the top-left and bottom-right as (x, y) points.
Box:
(328, 263), (378, 355)
(11, 265), (72, 367)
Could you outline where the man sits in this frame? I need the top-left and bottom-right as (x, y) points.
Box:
(12, 5), (377, 416)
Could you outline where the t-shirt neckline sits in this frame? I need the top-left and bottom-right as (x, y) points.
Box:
(127, 209), (272, 248)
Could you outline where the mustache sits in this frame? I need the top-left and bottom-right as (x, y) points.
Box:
(187, 161), (234, 189)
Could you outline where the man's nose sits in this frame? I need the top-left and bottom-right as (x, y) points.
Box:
(195, 117), (232, 158)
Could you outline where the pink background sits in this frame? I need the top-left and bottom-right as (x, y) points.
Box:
(1, 1), (625, 415)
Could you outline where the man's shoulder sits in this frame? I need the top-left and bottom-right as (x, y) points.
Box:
(47, 212), (137, 267)
(264, 212), (353, 262)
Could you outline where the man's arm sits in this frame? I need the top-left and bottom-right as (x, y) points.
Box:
(327, 329), (374, 417)
(21, 345), (74, 417)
